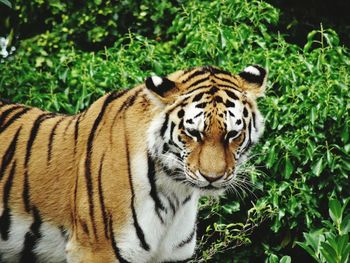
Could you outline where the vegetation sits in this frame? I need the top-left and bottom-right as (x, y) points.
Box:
(1, 0), (349, 262)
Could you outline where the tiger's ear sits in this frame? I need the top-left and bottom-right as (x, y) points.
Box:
(145, 75), (178, 105)
(238, 65), (267, 98)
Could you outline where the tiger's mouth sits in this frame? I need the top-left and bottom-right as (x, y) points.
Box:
(183, 167), (236, 191)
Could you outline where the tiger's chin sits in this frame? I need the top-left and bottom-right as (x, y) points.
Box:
(196, 185), (227, 196)
(180, 177), (230, 196)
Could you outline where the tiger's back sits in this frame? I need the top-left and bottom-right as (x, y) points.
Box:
(0, 65), (268, 263)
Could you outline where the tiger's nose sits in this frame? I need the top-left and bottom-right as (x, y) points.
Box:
(200, 172), (224, 183)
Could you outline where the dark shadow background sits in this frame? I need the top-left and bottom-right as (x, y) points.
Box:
(265, 0), (350, 48)
(1, 0), (350, 50)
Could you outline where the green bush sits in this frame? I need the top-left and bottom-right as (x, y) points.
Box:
(1, 0), (349, 262)
(297, 198), (350, 263)
(11, 0), (180, 51)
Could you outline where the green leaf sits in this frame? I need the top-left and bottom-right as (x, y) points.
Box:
(222, 202), (240, 214)
(321, 242), (338, 263)
(341, 125), (349, 143)
(283, 156), (294, 179)
(267, 254), (279, 263)
(329, 199), (342, 224)
(297, 242), (320, 262)
(279, 255), (291, 263)
(0, 0), (12, 8)
(312, 157), (324, 177)
(340, 198), (350, 219)
(304, 230), (324, 253)
(340, 243), (350, 263)
(310, 107), (316, 125)
(340, 214), (350, 234)
(336, 235), (349, 256)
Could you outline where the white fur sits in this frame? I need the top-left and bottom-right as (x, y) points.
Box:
(183, 104), (205, 132)
(0, 214), (31, 262)
(0, 214), (67, 263)
(114, 150), (199, 262)
(244, 65), (260, 76)
(34, 223), (67, 263)
(226, 103), (244, 132)
(151, 76), (163, 87)
(147, 113), (168, 157)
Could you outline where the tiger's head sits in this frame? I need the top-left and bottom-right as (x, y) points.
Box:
(146, 65), (267, 193)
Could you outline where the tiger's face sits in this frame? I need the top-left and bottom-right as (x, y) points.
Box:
(146, 65), (267, 193)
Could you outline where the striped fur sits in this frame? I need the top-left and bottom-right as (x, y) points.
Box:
(0, 65), (267, 263)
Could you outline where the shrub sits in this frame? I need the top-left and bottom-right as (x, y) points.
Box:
(297, 198), (350, 263)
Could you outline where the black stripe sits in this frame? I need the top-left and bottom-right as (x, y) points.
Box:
(20, 206), (42, 263)
(186, 84), (212, 95)
(172, 194), (180, 208)
(24, 113), (54, 212)
(215, 76), (239, 87)
(0, 208), (11, 241)
(160, 113), (169, 138)
(74, 114), (82, 151)
(0, 105), (22, 125)
(59, 225), (68, 240)
(25, 113), (55, 167)
(167, 196), (176, 215)
(109, 214), (131, 263)
(169, 121), (176, 141)
(194, 112), (203, 119)
(225, 90), (239, 100)
(85, 91), (129, 238)
(239, 70), (265, 85)
(192, 92), (204, 102)
(147, 154), (165, 223)
(0, 107), (31, 133)
(73, 174), (79, 228)
(245, 120), (253, 152)
(23, 170), (31, 213)
(176, 227), (196, 248)
(109, 89), (135, 133)
(47, 117), (65, 164)
(243, 107), (248, 118)
(217, 84), (241, 92)
(63, 117), (74, 136)
(252, 112), (256, 129)
(115, 89), (141, 116)
(125, 130), (150, 251)
(0, 126), (21, 181)
(206, 66), (232, 76)
(97, 153), (109, 240)
(225, 99), (236, 108)
(0, 161), (16, 240)
(188, 77), (210, 89)
(238, 121), (249, 151)
(168, 139), (182, 151)
(195, 102), (207, 108)
(182, 70), (207, 84)
(182, 195), (192, 205)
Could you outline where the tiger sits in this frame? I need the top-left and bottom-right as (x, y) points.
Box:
(0, 65), (267, 263)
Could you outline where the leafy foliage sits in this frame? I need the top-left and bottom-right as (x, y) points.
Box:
(0, 0), (349, 262)
(297, 198), (350, 263)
